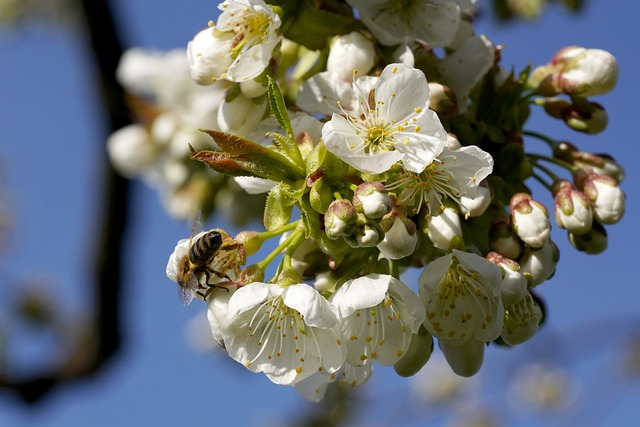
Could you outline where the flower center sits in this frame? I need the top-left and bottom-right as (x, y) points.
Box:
(387, 157), (461, 215)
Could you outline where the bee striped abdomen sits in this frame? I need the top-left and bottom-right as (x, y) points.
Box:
(189, 231), (223, 266)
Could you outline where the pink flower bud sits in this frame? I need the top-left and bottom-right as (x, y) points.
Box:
(575, 171), (625, 224)
(487, 252), (527, 306)
(552, 46), (619, 97)
(552, 180), (593, 235)
(352, 182), (392, 219)
(324, 200), (357, 239)
(510, 193), (551, 249)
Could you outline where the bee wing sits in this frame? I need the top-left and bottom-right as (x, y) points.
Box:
(179, 286), (194, 306)
(179, 272), (200, 306)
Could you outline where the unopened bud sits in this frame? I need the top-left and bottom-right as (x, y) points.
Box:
(520, 240), (560, 287)
(569, 222), (608, 254)
(324, 200), (357, 239)
(217, 92), (268, 136)
(562, 101), (608, 134)
(552, 180), (593, 235)
(575, 170), (625, 224)
(428, 83), (458, 116)
(394, 328), (433, 377)
(352, 182), (392, 219)
(510, 193), (551, 248)
(460, 180), (493, 218)
(487, 252), (527, 306)
(426, 207), (463, 251)
(326, 31), (376, 82)
(377, 216), (418, 260)
(552, 46), (619, 97)
(490, 217), (522, 260)
(439, 338), (485, 377)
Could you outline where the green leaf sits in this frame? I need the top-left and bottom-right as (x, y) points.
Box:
(264, 184), (294, 232)
(305, 141), (326, 176)
(267, 77), (294, 141)
(267, 78), (304, 169)
(195, 130), (305, 180)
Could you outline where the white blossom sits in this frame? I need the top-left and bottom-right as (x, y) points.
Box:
(187, 0), (282, 84)
(321, 63), (448, 174)
(419, 250), (504, 345)
(221, 282), (346, 385)
(387, 145), (493, 216)
(331, 274), (425, 368)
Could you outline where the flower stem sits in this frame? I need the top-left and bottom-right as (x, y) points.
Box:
(256, 226), (304, 272)
(523, 130), (558, 149)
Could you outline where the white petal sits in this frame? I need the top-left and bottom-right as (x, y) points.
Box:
(283, 284), (339, 329)
(234, 176), (276, 194)
(226, 282), (273, 317)
(331, 274), (390, 317)
(376, 64), (429, 122)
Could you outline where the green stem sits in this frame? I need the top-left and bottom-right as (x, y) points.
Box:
(256, 220), (299, 241)
(523, 130), (558, 149)
(532, 172), (553, 192)
(256, 227), (304, 272)
(526, 152), (576, 173)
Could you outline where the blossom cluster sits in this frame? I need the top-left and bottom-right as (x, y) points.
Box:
(149, 0), (624, 400)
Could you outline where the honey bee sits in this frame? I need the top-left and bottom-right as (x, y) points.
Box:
(177, 223), (226, 306)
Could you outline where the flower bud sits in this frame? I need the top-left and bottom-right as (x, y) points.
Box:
(520, 240), (560, 287)
(562, 101), (608, 134)
(235, 231), (263, 256)
(313, 271), (337, 293)
(460, 180), (492, 218)
(552, 180), (593, 235)
(487, 252), (527, 306)
(377, 216), (418, 260)
(575, 171), (625, 224)
(426, 207), (463, 251)
(501, 291), (543, 346)
(326, 31), (376, 82)
(574, 153), (624, 183)
(107, 124), (157, 178)
(394, 328), (433, 377)
(428, 83), (458, 116)
(236, 264), (265, 285)
(490, 217), (522, 260)
(510, 193), (551, 249)
(569, 222), (608, 254)
(324, 200), (357, 239)
(352, 182), (392, 219)
(552, 46), (619, 97)
(352, 223), (384, 248)
(217, 92), (268, 136)
(439, 338), (485, 377)
(240, 78), (268, 98)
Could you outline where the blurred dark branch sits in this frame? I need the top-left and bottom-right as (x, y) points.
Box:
(0, 0), (131, 403)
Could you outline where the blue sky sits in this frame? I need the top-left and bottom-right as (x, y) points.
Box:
(0, 1), (639, 426)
